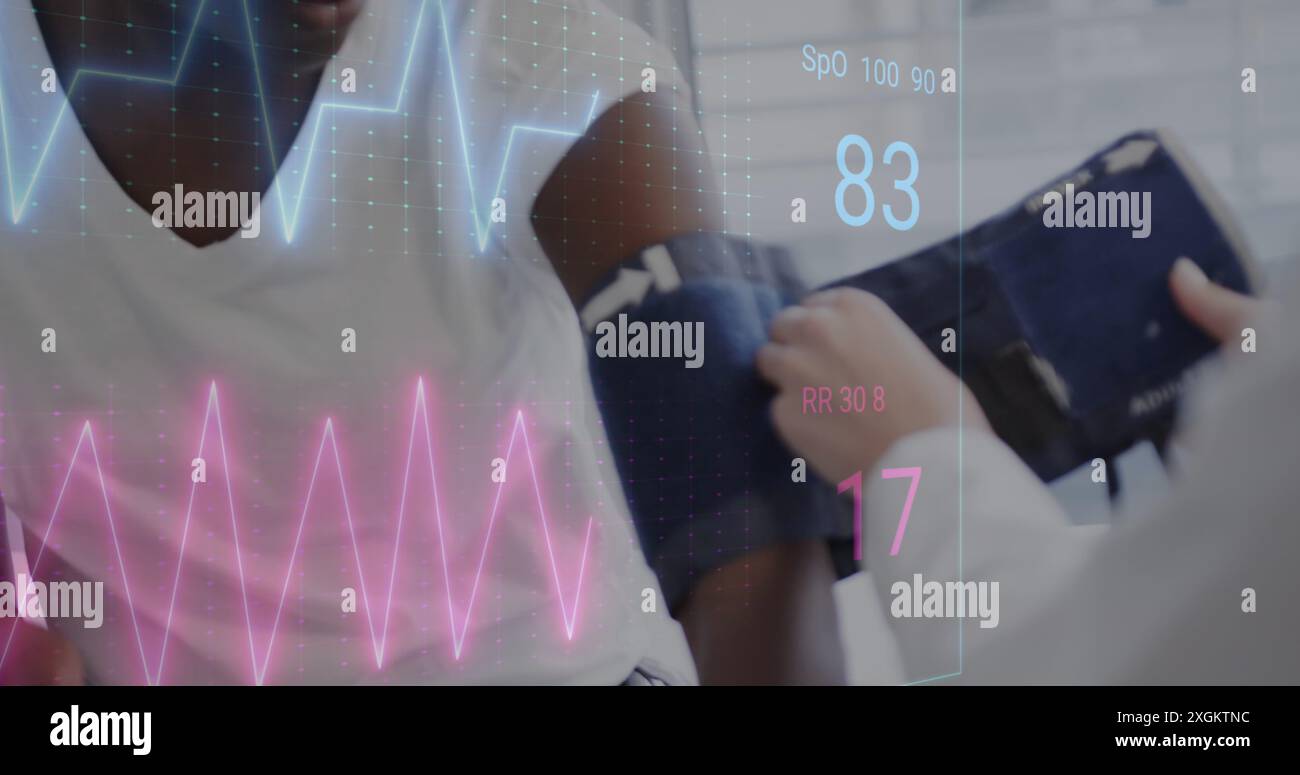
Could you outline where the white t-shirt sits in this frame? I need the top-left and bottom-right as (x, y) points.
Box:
(0, 0), (696, 685)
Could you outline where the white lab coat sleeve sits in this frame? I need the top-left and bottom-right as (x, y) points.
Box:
(860, 424), (1095, 682)
(860, 325), (1300, 683)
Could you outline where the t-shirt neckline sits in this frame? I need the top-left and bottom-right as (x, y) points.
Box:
(10, 3), (359, 260)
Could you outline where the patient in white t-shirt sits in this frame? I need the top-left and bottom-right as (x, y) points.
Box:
(0, 0), (701, 686)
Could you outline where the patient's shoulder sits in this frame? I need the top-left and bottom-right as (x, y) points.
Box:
(452, 0), (675, 93)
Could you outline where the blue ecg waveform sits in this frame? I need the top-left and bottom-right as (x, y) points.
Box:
(0, 0), (600, 249)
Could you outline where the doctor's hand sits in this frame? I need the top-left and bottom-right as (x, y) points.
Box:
(1169, 257), (1278, 347)
(756, 288), (987, 485)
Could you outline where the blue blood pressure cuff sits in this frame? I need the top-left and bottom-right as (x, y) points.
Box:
(579, 130), (1257, 605)
(824, 130), (1257, 480)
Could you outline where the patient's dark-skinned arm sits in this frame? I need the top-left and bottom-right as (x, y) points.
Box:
(533, 91), (846, 684)
(676, 540), (848, 685)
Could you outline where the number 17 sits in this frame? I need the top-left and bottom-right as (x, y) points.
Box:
(838, 467), (922, 560)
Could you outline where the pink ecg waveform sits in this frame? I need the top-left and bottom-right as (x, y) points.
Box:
(0, 379), (595, 685)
